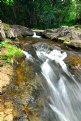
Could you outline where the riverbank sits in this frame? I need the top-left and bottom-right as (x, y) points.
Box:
(0, 46), (13, 93)
(0, 46), (14, 121)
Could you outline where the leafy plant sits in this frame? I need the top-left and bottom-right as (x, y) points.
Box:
(0, 39), (23, 64)
(5, 44), (22, 57)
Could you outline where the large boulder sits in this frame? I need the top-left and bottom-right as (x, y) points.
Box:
(43, 26), (81, 48)
(10, 25), (33, 37)
(0, 20), (33, 39)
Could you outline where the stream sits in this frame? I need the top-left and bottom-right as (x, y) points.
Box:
(2, 36), (81, 121)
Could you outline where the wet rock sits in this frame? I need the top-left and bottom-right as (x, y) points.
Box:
(65, 55), (81, 81)
(43, 26), (81, 48)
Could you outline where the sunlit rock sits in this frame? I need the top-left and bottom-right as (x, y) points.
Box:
(43, 26), (81, 48)
(0, 65), (13, 93)
(0, 20), (6, 40)
(0, 20), (33, 39)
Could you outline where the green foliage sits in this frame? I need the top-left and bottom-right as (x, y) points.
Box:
(0, 42), (4, 47)
(76, 2), (81, 21)
(0, 0), (81, 28)
(5, 44), (22, 57)
(4, 0), (13, 5)
(66, 0), (76, 22)
(0, 39), (23, 64)
(0, 39), (10, 47)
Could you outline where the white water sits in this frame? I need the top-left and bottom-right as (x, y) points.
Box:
(22, 51), (34, 62)
(32, 32), (41, 38)
(23, 44), (81, 121)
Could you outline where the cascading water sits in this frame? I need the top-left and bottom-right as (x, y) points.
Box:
(23, 43), (81, 121)
(32, 32), (41, 38)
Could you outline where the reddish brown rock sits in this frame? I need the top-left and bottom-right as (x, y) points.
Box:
(65, 55), (81, 81)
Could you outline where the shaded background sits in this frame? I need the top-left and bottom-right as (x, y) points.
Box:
(0, 0), (81, 29)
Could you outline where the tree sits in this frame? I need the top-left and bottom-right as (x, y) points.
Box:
(0, 0), (81, 28)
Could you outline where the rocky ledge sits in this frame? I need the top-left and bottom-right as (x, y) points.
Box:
(0, 20), (33, 40)
(43, 26), (81, 48)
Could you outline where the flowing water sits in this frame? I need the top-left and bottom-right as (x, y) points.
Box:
(2, 37), (81, 121)
(32, 32), (41, 38)
(22, 40), (81, 121)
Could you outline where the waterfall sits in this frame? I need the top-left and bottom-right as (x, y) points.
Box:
(32, 32), (41, 38)
(23, 43), (81, 121)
